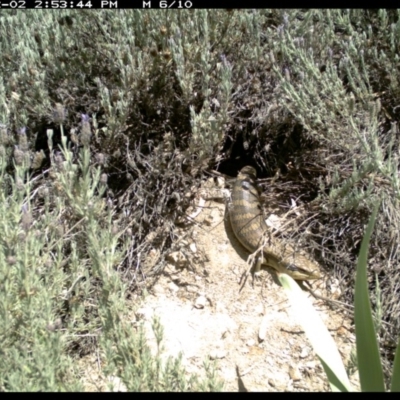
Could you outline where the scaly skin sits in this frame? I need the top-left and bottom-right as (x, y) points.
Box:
(229, 166), (321, 281)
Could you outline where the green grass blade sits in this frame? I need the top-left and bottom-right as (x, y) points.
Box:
(279, 273), (353, 392)
(354, 204), (385, 391)
(390, 336), (400, 392)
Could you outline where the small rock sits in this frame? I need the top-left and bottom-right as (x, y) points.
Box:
(189, 242), (197, 253)
(163, 264), (176, 274)
(136, 307), (153, 320)
(336, 326), (348, 336)
(299, 347), (310, 359)
(246, 339), (256, 347)
(186, 285), (198, 293)
(204, 208), (220, 226)
(330, 278), (342, 298)
(145, 231), (157, 243)
(107, 376), (127, 392)
(166, 251), (187, 267)
(167, 281), (179, 293)
(268, 378), (276, 388)
(194, 295), (207, 309)
(209, 349), (226, 360)
(304, 360), (317, 371)
(268, 377), (287, 391)
(152, 284), (165, 295)
(258, 315), (271, 342)
(266, 213), (281, 230)
(289, 365), (302, 381)
(148, 248), (158, 257)
(216, 176), (225, 188)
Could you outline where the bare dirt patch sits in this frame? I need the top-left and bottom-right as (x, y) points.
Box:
(136, 196), (361, 392)
(78, 185), (361, 392)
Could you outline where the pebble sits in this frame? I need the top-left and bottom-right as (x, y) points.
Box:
(194, 295), (207, 309)
(289, 365), (302, 381)
(209, 349), (226, 360)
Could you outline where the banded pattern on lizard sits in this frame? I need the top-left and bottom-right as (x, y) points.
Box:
(229, 166), (321, 281)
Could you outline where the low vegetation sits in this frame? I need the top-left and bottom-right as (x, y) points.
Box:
(0, 9), (399, 391)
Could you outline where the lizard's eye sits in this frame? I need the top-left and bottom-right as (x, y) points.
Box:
(287, 263), (313, 274)
(288, 265), (320, 280)
(286, 264), (299, 272)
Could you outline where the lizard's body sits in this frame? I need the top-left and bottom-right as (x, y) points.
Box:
(228, 166), (321, 281)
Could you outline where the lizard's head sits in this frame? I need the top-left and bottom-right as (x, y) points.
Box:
(284, 261), (322, 280)
(270, 253), (322, 281)
(238, 166), (257, 181)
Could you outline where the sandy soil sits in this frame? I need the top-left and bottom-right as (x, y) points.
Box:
(79, 181), (360, 392)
